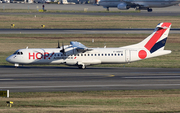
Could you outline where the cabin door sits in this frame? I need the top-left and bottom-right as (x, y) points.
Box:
(125, 50), (131, 62)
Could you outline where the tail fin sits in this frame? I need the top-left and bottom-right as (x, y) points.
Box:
(138, 22), (171, 53)
(121, 22), (172, 60)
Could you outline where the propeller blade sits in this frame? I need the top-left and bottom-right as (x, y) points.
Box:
(57, 40), (60, 48)
(60, 42), (65, 55)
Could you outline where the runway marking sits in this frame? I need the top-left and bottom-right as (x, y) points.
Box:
(0, 79), (14, 81)
(108, 75), (115, 77)
(1, 84), (180, 89)
(123, 76), (180, 79)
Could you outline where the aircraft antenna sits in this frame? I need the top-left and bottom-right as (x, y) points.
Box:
(104, 43), (106, 48)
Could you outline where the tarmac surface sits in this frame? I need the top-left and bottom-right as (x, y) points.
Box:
(0, 66), (180, 92)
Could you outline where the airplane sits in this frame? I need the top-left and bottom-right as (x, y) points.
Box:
(98, 0), (180, 12)
(6, 22), (171, 69)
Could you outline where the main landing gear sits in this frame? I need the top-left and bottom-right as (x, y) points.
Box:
(78, 64), (86, 69)
(135, 7), (152, 12)
(147, 8), (152, 12)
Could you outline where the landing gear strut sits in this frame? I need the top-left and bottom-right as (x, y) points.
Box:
(106, 7), (109, 11)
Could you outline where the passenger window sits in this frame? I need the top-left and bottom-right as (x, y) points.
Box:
(98, 54), (100, 56)
(111, 54), (113, 56)
(121, 54), (123, 56)
(115, 54), (116, 56)
(88, 54), (90, 56)
(108, 54), (110, 56)
(91, 54), (93, 56)
(21, 52), (23, 55)
(95, 54), (96, 56)
(102, 54), (103, 56)
(84, 54), (86, 56)
(105, 54), (107, 56)
(81, 54), (83, 56)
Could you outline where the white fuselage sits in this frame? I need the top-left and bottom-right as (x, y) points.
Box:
(6, 47), (131, 65)
(6, 46), (171, 67)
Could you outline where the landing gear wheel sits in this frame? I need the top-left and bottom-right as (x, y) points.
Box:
(15, 63), (19, 68)
(78, 65), (86, 69)
(147, 8), (152, 12)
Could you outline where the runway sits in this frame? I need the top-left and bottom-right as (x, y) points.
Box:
(0, 28), (180, 34)
(0, 66), (180, 92)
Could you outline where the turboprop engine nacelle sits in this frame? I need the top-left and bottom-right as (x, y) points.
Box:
(117, 2), (129, 10)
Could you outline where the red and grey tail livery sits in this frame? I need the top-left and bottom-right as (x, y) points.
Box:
(137, 22), (172, 60)
(144, 22), (171, 53)
(122, 22), (172, 60)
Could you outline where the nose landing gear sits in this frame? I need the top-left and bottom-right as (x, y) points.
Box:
(15, 63), (19, 68)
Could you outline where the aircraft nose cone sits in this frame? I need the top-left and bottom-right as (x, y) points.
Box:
(6, 56), (13, 63)
(6, 56), (11, 62)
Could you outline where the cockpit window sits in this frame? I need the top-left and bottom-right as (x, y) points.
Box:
(17, 52), (20, 55)
(13, 51), (23, 55)
(13, 51), (18, 55)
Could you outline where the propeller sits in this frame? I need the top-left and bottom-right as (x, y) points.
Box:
(60, 42), (65, 55)
(57, 40), (60, 48)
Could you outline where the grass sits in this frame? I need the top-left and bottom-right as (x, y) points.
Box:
(1, 90), (180, 112)
(0, 14), (180, 29)
(0, 33), (180, 68)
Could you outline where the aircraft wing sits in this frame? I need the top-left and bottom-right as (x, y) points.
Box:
(70, 41), (93, 52)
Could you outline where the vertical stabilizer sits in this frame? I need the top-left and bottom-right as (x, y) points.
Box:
(138, 22), (171, 53)
(122, 22), (172, 61)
